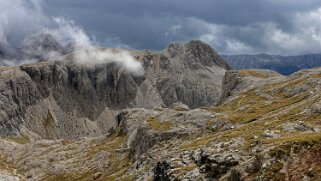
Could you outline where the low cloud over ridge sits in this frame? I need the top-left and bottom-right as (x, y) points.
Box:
(0, 0), (144, 75)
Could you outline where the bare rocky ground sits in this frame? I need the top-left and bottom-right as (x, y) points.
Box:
(0, 41), (321, 180)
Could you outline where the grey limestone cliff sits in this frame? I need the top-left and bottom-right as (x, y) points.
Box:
(0, 40), (230, 139)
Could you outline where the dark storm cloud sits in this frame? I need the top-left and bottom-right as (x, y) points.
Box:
(45, 0), (320, 24)
(4, 0), (321, 55)
(41, 0), (321, 55)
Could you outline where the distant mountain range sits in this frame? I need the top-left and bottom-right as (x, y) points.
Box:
(222, 54), (321, 75)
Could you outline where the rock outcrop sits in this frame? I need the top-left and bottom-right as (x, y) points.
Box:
(152, 40), (230, 108)
(220, 69), (282, 103)
(0, 67), (42, 135)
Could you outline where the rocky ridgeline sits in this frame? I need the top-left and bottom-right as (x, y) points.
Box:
(1, 40), (321, 181)
(0, 40), (229, 140)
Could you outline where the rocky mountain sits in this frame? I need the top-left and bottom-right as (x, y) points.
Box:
(223, 54), (321, 75)
(0, 40), (321, 181)
(22, 32), (75, 61)
(0, 40), (229, 139)
(0, 32), (75, 66)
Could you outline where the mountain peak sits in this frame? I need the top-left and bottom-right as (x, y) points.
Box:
(166, 40), (231, 69)
(23, 32), (62, 51)
(21, 32), (74, 61)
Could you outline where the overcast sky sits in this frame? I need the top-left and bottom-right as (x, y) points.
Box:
(2, 0), (321, 55)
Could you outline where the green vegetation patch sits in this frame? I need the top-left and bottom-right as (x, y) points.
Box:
(239, 70), (278, 79)
(210, 91), (308, 124)
(179, 134), (216, 150)
(4, 134), (30, 144)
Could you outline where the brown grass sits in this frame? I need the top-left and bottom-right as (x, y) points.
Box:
(147, 117), (172, 131)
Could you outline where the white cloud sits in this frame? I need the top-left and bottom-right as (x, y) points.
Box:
(165, 24), (182, 38)
(2, 58), (38, 66)
(187, 18), (256, 54)
(184, 7), (321, 55)
(74, 48), (144, 76)
(0, 0), (48, 47)
(0, 0), (144, 75)
(48, 17), (94, 49)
